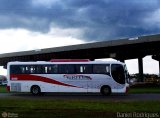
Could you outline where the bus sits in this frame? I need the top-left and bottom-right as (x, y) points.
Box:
(6, 59), (129, 95)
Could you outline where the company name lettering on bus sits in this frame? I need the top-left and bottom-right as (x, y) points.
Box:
(64, 75), (92, 80)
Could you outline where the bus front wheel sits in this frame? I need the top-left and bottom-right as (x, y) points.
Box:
(100, 86), (111, 96)
(31, 85), (41, 95)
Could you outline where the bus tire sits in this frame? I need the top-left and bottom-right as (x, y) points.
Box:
(100, 85), (111, 96)
(31, 85), (41, 95)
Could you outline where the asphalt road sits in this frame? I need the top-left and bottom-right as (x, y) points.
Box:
(0, 93), (160, 101)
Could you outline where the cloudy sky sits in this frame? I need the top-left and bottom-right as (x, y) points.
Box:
(0, 0), (160, 75)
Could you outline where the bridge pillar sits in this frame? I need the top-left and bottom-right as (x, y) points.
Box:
(152, 55), (160, 77)
(158, 60), (160, 77)
(138, 57), (144, 82)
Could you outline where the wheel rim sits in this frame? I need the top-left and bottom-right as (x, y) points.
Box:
(101, 86), (111, 95)
(32, 87), (39, 94)
(103, 88), (109, 94)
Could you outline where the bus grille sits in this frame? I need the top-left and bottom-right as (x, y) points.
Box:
(11, 83), (21, 92)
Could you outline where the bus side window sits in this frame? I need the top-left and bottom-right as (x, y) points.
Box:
(40, 66), (47, 74)
(42, 65), (56, 74)
(46, 66), (51, 73)
(76, 65), (92, 74)
(47, 65), (58, 74)
(24, 66), (29, 74)
(75, 65), (83, 74)
(36, 65), (43, 74)
(30, 66), (36, 74)
(51, 65), (58, 74)
(58, 64), (75, 74)
(93, 65), (102, 74)
(20, 66), (26, 74)
(44, 66), (48, 73)
(93, 64), (110, 76)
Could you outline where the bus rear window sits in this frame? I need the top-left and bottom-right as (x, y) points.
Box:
(10, 65), (21, 74)
(10, 65), (37, 74)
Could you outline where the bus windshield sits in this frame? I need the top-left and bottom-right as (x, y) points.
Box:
(111, 64), (126, 84)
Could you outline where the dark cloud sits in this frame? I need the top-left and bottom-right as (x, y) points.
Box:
(0, 0), (160, 41)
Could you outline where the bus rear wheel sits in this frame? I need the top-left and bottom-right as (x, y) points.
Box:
(31, 85), (41, 95)
(101, 86), (111, 96)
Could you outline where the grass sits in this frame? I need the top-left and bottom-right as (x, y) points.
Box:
(0, 85), (8, 93)
(0, 98), (160, 118)
(129, 87), (160, 93)
(129, 83), (160, 93)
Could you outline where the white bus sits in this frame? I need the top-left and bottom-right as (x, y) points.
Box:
(6, 59), (129, 95)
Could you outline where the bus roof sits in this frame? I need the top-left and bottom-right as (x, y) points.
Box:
(7, 60), (125, 65)
(50, 59), (90, 62)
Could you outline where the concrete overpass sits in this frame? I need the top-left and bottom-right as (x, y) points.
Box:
(0, 34), (160, 81)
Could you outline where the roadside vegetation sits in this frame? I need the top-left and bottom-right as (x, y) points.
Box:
(129, 82), (160, 93)
(129, 87), (160, 93)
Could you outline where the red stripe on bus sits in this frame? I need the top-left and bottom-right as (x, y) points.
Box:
(10, 74), (80, 88)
